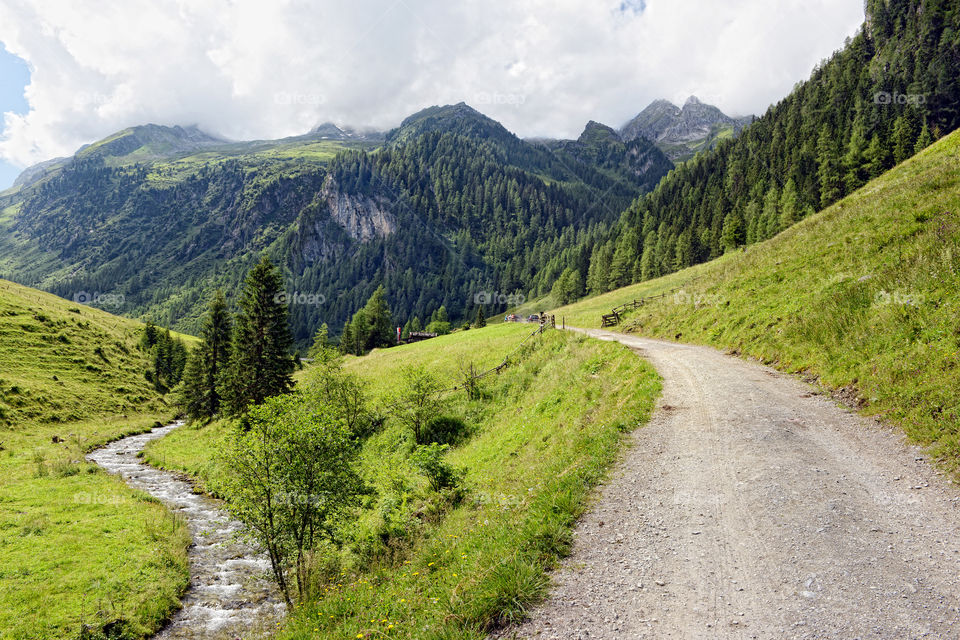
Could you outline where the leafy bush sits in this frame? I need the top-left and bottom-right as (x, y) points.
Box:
(419, 415), (471, 446)
(411, 443), (464, 492)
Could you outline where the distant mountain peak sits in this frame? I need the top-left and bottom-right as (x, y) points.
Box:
(620, 96), (753, 162)
(386, 102), (512, 145)
(77, 123), (226, 163)
(577, 120), (623, 145)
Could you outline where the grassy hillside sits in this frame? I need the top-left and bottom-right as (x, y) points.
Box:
(0, 279), (190, 639)
(553, 128), (960, 469)
(145, 322), (660, 638)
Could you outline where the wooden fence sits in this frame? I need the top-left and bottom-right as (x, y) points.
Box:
(601, 291), (677, 327)
(435, 314), (556, 396)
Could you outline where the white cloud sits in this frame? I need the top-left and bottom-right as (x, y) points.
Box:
(0, 0), (864, 167)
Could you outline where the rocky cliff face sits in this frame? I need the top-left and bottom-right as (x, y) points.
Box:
(322, 176), (396, 243)
(288, 176), (397, 266)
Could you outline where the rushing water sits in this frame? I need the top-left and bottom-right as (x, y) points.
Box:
(87, 422), (286, 639)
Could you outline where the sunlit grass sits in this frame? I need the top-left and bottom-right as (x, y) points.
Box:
(148, 323), (661, 638)
(554, 129), (960, 470)
(0, 278), (188, 639)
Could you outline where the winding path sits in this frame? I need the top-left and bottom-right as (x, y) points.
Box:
(87, 422), (285, 639)
(498, 329), (960, 639)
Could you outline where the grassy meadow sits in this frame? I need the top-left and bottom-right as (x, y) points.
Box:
(552, 129), (960, 469)
(145, 322), (660, 638)
(0, 279), (189, 639)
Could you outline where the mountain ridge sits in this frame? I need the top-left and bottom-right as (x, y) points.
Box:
(0, 102), (672, 347)
(619, 95), (753, 161)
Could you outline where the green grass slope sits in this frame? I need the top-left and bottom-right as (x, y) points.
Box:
(145, 322), (660, 638)
(0, 279), (189, 639)
(554, 128), (960, 469)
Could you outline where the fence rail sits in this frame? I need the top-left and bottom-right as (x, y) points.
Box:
(601, 290), (677, 327)
(436, 314), (556, 396)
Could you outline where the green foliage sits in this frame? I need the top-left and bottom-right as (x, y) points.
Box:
(141, 326), (187, 392)
(222, 393), (365, 605)
(0, 279), (188, 639)
(411, 443), (464, 492)
(180, 290), (232, 419)
(219, 256), (295, 415)
(339, 286), (395, 355)
(308, 322), (333, 359)
(392, 366), (446, 444)
(576, 2), (960, 294)
(302, 352), (376, 439)
(420, 415), (471, 446)
(557, 127), (960, 472)
(473, 306), (486, 328)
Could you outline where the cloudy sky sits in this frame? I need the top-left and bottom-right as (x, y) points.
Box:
(0, 0), (864, 187)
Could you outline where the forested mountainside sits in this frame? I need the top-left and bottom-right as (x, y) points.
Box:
(0, 105), (671, 347)
(558, 0), (960, 302)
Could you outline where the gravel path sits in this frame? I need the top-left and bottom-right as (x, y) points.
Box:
(495, 329), (960, 639)
(87, 422), (285, 639)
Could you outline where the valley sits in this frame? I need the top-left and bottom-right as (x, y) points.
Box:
(1, 0), (959, 638)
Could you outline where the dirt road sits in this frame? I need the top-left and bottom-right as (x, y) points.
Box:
(497, 329), (960, 639)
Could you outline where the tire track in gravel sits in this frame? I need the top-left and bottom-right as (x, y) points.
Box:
(494, 329), (960, 639)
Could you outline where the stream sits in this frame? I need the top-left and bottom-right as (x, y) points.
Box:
(86, 422), (286, 639)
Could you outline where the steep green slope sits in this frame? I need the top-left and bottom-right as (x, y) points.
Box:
(144, 323), (660, 638)
(557, 0), (960, 304)
(553, 128), (960, 468)
(0, 279), (189, 639)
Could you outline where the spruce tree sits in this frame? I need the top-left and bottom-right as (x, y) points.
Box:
(339, 320), (355, 355)
(914, 122), (933, 153)
(362, 286), (393, 350)
(308, 323), (332, 360)
(608, 229), (638, 289)
(181, 290), (232, 419)
(779, 179), (800, 230)
(761, 185), (780, 240)
(720, 212), (744, 253)
(816, 125), (843, 208)
(474, 306), (486, 328)
(220, 257), (295, 415)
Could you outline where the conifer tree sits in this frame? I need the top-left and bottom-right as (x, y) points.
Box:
(362, 286), (393, 350)
(721, 212), (745, 253)
(761, 185), (780, 240)
(339, 320), (355, 355)
(914, 122), (933, 153)
(220, 257), (295, 415)
(609, 229), (638, 289)
(474, 306), (486, 328)
(779, 178), (800, 230)
(181, 290), (232, 419)
(817, 125), (843, 207)
(308, 323), (332, 360)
